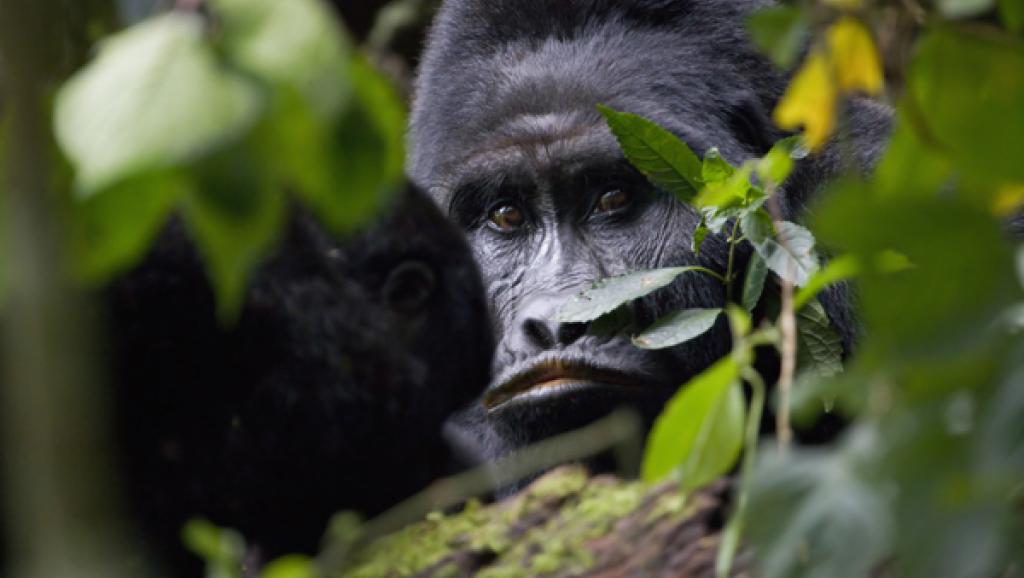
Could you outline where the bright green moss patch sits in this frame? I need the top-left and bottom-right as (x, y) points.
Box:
(333, 467), (694, 578)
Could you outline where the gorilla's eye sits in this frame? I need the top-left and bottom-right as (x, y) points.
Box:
(489, 204), (525, 231)
(595, 189), (631, 214)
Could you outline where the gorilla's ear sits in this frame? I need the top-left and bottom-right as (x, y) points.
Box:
(727, 100), (776, 156)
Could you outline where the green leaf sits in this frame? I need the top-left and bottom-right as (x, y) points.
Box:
(598, 105), (701, 204)
(797, 299), (844, 379)
(182, 519), (247, 578)
(70, 173), (187, 285)
(54, 13), (262, 195)
(1001, 0), (1024, 32)
(555, 266), (714, 323)
(815, 184), (1018, 359)
(695, 164), (753, 211)
(740, 207), (773, 245)
(748, 435), (893, 578)
(261, 555), (314, 578)
(793, 254), (862, 312)
(742, 251), (769, 312)
(632, 308), (722, 349)
(909, 27), (1024, 182)
(701, 147), (735, 184)
(753, 221), (819, 287)
(318, 56), (405, 231)
(746, 6), (810, 70)
(756, 136), (800, 186)
(642, 356), (745, 489)
(936, 0), (996, 18)
(261, 57), (405, 234)
(692, 220), (710, 256)
(183, 153), (287, 323)
(211, 0), (351, 119)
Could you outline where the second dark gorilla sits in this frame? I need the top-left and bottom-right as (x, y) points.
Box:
(109, 186), (493, 570)
(409, 0), (891, 460)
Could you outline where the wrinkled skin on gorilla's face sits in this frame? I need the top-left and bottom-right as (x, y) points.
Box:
(410, 0), (889, 459)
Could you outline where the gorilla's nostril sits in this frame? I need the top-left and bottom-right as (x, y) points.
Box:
(523, 318), (557, 349)
(383, 260), (437, 314)
(557, 322), (587, 345)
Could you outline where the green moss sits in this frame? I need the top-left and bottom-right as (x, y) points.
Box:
(334, 467), (661, 578)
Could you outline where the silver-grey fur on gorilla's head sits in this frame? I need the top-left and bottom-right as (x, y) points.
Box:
(409, 0), (891, 465)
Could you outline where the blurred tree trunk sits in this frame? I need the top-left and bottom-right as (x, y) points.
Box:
(0, 2), (133, 577)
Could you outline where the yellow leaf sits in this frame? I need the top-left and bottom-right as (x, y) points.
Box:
(826, 17), (884, 95)
(773, 50), (837, 151)
(993, 183), (1024, 216)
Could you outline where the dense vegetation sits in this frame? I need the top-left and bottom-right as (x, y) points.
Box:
(1, 0), (1023, 577)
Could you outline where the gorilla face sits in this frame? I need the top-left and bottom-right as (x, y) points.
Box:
(410, 0), (890, 458)
(442, 118), (735, 448)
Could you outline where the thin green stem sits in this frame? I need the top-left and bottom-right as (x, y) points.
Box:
(724, 218), (743, 302)
(691, 266), (728, 284)
(715, 368), (766, 577)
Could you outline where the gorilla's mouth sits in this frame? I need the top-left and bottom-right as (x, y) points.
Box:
(483, 359), (655, 411)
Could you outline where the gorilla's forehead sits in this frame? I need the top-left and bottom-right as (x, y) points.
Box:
(439, 108), (709, 209)
(410, 0), (782, 205)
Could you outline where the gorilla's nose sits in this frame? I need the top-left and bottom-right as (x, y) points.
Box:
(513, 295), (589, 351)
(383, 260), (437, 314)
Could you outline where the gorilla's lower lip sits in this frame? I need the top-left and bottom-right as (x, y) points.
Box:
(483, 360), (654, 411)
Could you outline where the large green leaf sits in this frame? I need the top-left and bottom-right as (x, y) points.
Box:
(753, 221), (819, 287)
(183, 152), (286, 322)
(909, 27), (1024, 182)
(70, 172), (187, 285)
(55, 13), (262, 195)
(318, 56), (406, 231)
(746, 6), (809, 70)
(598, 105), (701, 204)
(555, 267), (714, 323)
(815, 183), (1018, 359)
(632, 308), (722, 350)
(642, 356), (744, 488)
(211, 0), (351, 120)
(256, 57), (405, 234)
(797, 299), (844, 379)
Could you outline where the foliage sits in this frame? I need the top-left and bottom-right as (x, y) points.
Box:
(53, 0), (404, 320)
(556, 1), (1024, 577)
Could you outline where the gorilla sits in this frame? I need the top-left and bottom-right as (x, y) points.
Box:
(107, 185), (493, 571)
(409, 0), (891, 460)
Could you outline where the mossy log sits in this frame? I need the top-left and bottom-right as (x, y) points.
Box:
(334, 466), (749, 578)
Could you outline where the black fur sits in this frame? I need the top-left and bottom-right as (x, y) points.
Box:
(108, 186), (493, 570)
(409, 0), (891, 463)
